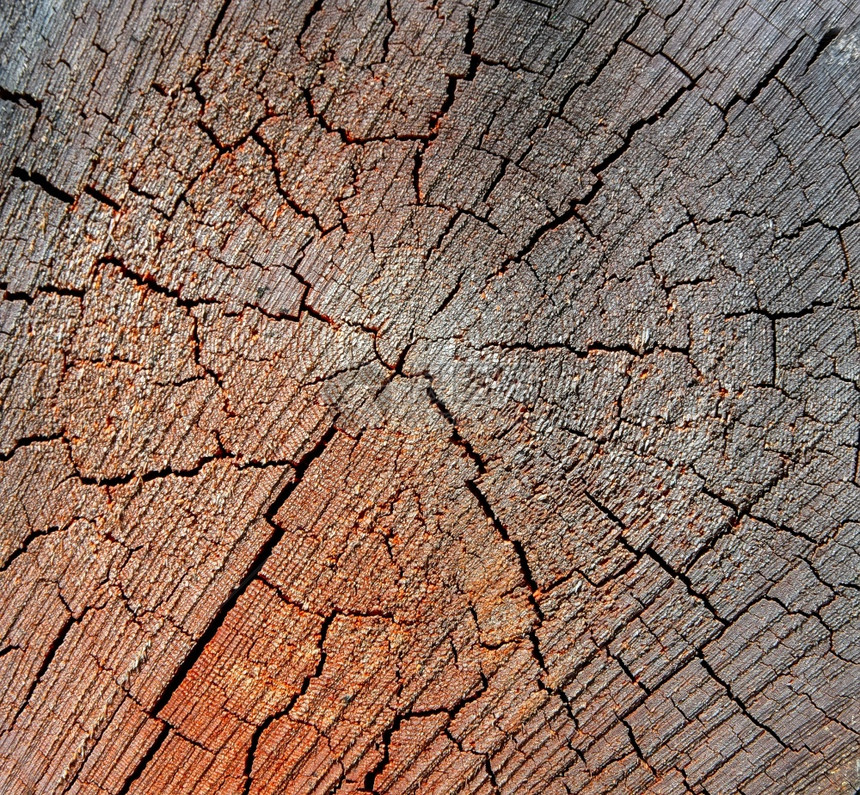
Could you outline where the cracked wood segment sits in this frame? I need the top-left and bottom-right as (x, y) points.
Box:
(0, 0), (858, 793)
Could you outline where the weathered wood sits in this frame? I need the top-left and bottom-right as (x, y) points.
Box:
(1, 0), (858, 792)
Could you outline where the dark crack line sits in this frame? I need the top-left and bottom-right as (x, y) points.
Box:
(149, 421), (339, 715)
(557, 9), (648, 119)
(0, 432), (66, 462)
(98, 255), (216, 308)
(803, 28), (840, 74)
(202, 0), (233, 60)
(364, 672), (490, 793)
(106, 428), (340, 795)
(241, 611), (336, 795)
(426, 384), (487, 474)
(296, 0), (324, 47)
(83, 184), (121, 211)
(606, 645), (651, 696)
(251, 131), (327, 232)
(644, 548), (728, 627)
(2, 282), (85, 304)
(723, 36), (803, 115)
(426, 384), (545, 644)
(496, 79), (692, 276)
(423, 383), (590, 762)
(620, 715), (658, 777)
(0, 524), (64, 572)
(464, 480), (543, 622)
(0, 85), (42, 112)
(10, 166), (74, 204)
(9, 608), (87, 732)
(114, 722), (170, 795)
(585, 489), (728, 624)
(697, 651), (790, 750)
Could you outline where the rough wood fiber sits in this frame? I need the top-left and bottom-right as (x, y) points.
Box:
(0, 0), (858, 793)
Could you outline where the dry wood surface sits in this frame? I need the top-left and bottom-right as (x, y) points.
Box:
(1, 0), (859, 792)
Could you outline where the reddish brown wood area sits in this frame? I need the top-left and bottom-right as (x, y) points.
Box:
(1, 0), (859, 792)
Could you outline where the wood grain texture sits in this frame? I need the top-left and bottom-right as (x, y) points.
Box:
(1, 0), (858, 793)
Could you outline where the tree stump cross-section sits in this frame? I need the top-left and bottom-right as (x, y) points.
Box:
(0, 0), (859, 793)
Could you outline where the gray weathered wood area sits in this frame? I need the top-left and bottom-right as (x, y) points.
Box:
(1, 0), (859, 792)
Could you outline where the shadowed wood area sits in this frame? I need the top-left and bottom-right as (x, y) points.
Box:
(1, 0), (859, 792)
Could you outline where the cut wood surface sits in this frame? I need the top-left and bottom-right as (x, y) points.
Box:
(1, 0), (859, 792)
